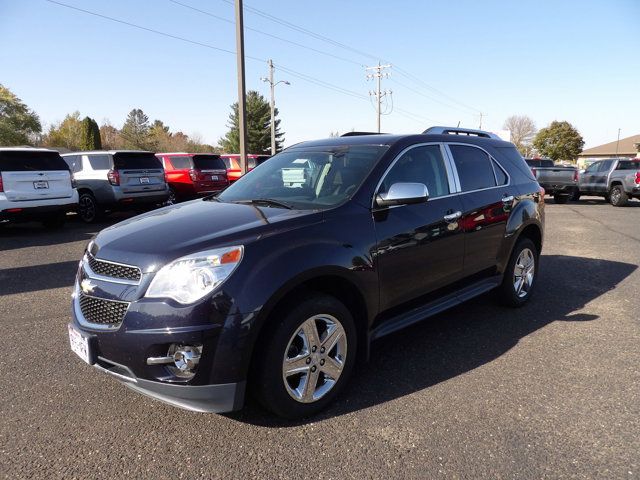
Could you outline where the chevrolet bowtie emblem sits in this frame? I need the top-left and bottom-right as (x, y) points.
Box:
(80, 279), (96, 294)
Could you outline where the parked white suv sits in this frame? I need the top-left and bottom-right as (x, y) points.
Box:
(0, 148), (78, 228)
(62, 150), (169, 222)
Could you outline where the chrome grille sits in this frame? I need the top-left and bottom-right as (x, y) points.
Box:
(79, 293), (129, 325)
(86, 253), (141, 282)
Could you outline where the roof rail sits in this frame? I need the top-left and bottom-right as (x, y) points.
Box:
(423, 126), (501, 140)
(340, 131), (386, 137)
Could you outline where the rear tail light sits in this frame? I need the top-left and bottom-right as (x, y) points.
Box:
(0, 173), (3, 193)
(107, 169), (120, 186)
(189, 169), (198, 181)
(71, 174), (77, 189)
(635, 171), (640, 184)
(573, 170), (579, 182)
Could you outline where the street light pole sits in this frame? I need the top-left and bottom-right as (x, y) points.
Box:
(261, 59), (290, 156)
(234, 0), (248, 174)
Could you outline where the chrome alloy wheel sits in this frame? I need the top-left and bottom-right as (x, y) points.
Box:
(79, 195), (96, 222)
(282, 314), (347, 403)
(513, 247), (535, 298)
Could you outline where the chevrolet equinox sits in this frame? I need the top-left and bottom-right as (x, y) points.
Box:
(68, 127), (544, 419)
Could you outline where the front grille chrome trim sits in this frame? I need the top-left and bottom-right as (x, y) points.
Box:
(83, 253), (141, 285)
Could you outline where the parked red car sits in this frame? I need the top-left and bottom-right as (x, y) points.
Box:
(221, 154), (271, 183)
(156, 153), (229, 203)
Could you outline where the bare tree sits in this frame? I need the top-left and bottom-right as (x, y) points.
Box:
(503, 115), (537, 156)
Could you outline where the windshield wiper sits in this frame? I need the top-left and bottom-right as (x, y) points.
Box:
(235, 198), (293, 209)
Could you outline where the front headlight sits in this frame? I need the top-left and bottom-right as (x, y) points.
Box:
(145, 245), (243, 304)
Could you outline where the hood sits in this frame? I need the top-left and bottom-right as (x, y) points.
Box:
(91, 199), (321, 271)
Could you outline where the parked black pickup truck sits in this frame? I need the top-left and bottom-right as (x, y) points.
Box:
(525, 159), (578, 204)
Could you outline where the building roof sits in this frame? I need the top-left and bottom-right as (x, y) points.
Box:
(578, 134), (640, 157)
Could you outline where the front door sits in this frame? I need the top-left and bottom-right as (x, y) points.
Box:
(579, 161), (601, 193)
(373, 144), (465, 311)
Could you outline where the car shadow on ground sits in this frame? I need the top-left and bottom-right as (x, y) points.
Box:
(576, 197), (640, 207)
(229, 254), (637, 427)
(0, 260), (81, 296)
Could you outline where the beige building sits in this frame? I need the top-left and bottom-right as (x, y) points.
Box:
(578, 134), (640, 160)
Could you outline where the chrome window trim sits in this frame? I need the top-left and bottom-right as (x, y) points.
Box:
(444, 142), (512, 195)
(371, 142), (456, 208)
(84, 252), (141, 285)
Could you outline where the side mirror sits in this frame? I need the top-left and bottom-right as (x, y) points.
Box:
(375, 182), (429, 208)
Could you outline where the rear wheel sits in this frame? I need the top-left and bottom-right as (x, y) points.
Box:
(553, 194), (569, 204)
(165, 188), (177, 206)
(253, 293), (357, 419)
(497, 238), (539, 307)
(78, 192), (101, 223)
(609, 185), (628, 207)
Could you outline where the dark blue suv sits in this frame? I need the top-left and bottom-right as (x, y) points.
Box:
(68, 127), (544, 419)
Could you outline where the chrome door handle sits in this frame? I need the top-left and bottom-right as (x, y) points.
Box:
(443, 211), (462, 222)
(502, 195), (515, 203)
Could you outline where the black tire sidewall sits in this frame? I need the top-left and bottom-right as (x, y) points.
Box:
(499, 238), (539, 307)
(254, 293), (357, 419)
(79, 193), (98, 223)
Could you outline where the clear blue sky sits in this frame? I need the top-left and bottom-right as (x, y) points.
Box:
(1, 0), (638, 149)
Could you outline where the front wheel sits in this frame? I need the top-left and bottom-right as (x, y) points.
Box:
(609, 185), (628, 207)
(253, 293), (357, 419)
(78, 192), (101, 223)
(497, 238), (539, 307)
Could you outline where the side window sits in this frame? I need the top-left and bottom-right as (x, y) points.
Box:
(380, 145), (450, 198)
(88, 154), (111, 170)
(64, 155), (82, 173)
(492, 160), (508, 185)
(598, 160), (612, 172)
(585, 162), (599, 173)
(449, 145), (497, 191)
(169, 156), (192, 170)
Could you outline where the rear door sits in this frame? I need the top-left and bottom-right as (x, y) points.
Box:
(113, 152), (166, 194)
(0, 150), (73, 202)
(192, 154), (228, 191)
(592, 160), (614, 193)
(446, 143), (515, 277)
(579, 161), (600, 192)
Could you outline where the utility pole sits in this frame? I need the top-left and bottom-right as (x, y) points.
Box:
(478, 112), (484, 130)
(234, 0), (248, 174)
(261, 59), (290, 155)
(365, 62), (392, 133)
(615, 128), (621, 157)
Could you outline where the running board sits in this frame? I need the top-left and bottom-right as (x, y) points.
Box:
(370, 276), (502, 341)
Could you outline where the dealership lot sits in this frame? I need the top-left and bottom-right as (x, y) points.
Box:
(1, 199), (639, 479)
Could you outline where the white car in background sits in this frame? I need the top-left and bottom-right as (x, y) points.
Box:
(0, 147), (78, 228)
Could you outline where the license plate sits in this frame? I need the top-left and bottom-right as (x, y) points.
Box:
(33, 181), (49, 189)
(211, 175), (219, 181)
(139, 177), (150, 184)
(68, 325), (91, 364)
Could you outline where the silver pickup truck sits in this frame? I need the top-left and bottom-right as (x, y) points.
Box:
(577, 158), (640, 206)
(525, 159), (579, 204)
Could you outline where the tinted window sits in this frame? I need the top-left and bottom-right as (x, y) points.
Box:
(193, 155), (226, 170)
(598, 160), (613, 172)
(380, 145), (450, 198)
(168, 156), (192, 170)
(449, 145), (496, 191)
(88, 154), (111, 170)
(113, 152), (162, 170)
(525, 159), (539, 168)
(584, 162), (600, 173)
(0, 150), (69, 171)
(219, 145), (388, 209)
(493, 160), (508, 185)
(63, 155), (82, 173)
(616, 160), (640, 170)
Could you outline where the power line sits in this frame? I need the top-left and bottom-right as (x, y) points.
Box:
(168, 0), (365, 67)
(389, 77), (477, 116)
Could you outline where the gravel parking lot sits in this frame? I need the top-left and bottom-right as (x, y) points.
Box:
(1, 198), (639, 479)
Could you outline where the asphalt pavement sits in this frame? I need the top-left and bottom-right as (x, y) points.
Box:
(1, 198), (639, 479)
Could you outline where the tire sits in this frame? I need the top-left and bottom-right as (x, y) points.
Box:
(604, 193), (611, 203)
(571, 189), (581, 202)
(609, 185), (628, 207)
(42, 212), (66, 229)
(497, 237), (539, 307)
(553, 194), (569, 204)
(253, 293), (357, 419)
(78, 192), (102, 223)
(165, 188), (177, 206)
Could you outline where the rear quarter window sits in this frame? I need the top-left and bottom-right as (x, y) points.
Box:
(495, 146), (536, 181)
(88, 154), (111, 170)
(113, 152), (163, 170)
(168, 156), (193, 170)
(0, 151), (70, 171)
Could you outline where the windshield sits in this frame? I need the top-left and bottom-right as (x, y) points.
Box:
(218, 145), (388, 209)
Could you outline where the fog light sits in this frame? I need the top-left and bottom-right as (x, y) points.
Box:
(168, 344), (202, 379)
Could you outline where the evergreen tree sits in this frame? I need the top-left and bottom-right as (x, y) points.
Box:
(218, 90), (284, 153)
(121, 108), (150, 149)
(79, 116), (102, 150)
